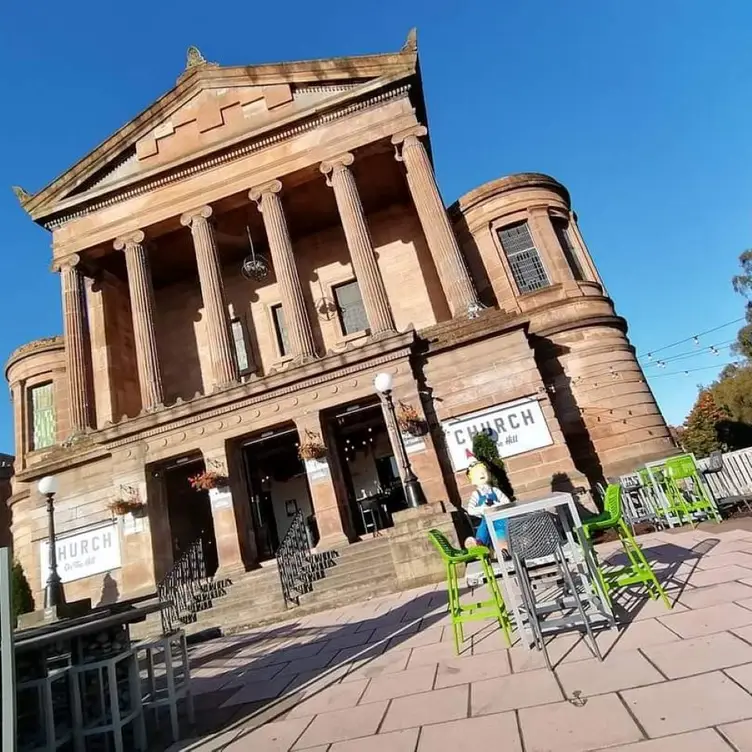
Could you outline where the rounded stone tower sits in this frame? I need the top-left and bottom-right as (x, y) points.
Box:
(451, 173), (674, 481)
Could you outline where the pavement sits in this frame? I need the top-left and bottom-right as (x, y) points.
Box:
(165, 521), (752, 751)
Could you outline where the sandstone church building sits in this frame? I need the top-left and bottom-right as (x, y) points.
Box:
(6, 32), (673, 605)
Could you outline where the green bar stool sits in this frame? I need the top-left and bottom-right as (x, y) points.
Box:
(664, 455), (722, 526)
(427, 529), (512, 654)
(582, 484), (671, 610)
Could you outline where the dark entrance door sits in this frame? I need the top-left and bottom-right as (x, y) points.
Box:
(249, 489), (279, 560)
(164, 459), (219, 576)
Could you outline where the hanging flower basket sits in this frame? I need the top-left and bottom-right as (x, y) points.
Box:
(396, 402), (427, 437)
(108, 498), (145, 517)
(298, 429), (327, 461)
(189, 470), (228, 492)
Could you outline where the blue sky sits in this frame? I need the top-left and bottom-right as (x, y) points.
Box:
(0, 0), (750, 452)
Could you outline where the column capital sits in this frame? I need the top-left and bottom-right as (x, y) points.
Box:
(51, 253), (81, 273)
(248, 179), (283, 205)
(113, 230), (146, 251)
(180, 205), (213, 227)
(391, 125), (428, 147)
(320, 152), (354, 178)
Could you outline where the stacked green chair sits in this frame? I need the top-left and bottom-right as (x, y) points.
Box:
(582, 484), (671, 610)
(663, 454), (721, 526)
(427, 529), (512, 654)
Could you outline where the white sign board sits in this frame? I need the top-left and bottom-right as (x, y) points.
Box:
(443, 398), (553, 472)
(305, 458), (330, 482)
(39, 522), (121, 586)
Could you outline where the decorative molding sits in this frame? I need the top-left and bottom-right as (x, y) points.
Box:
(12, 186), (31, 205)
(248, 179), (283, 203)
(180, 205), (213, 227)
(43, 85), (411, 230)
(113, 229), (146, 250)
(185, 46), (209, 70)
(402, 27), (418, 53)
(51, 253), (81, 273)
(7, 336), (64, 364)
(319, 152), (354, 176)
(391, 124), (427, 147)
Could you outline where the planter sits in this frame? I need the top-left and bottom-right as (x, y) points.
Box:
(108, 499), (145, 517)
(189, 471), (228, 492)
(298, 429), (327, 461)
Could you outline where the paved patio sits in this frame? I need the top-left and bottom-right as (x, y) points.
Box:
(168, 522), (752, 751)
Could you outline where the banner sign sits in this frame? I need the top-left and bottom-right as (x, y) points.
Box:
(40, 522), (121, 586)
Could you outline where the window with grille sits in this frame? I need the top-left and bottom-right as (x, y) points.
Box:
(231, 318), (252, 374)
(29, 382), (55, 450)
(333, 280), (369, 336)
(552, 217), (585, 281)
(271, 304), (290, 357)
(497, 222), (550, 294)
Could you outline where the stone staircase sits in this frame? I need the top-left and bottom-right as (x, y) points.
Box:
(131, 536), (399, 640)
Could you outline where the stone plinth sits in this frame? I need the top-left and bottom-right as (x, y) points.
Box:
(386, 502), (460, 590)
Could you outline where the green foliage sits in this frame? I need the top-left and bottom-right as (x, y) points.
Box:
(471, 431), (515, 500)
(732, 252), (752, 358)
(680, 390), (729, 458)
(11, 560), (34, 625)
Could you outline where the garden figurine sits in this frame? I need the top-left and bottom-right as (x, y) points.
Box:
(464, 460), (513, 556)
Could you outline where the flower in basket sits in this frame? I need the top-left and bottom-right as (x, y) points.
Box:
(396, 401), (426, 436)
(189, 470), (228, 492)
(107, 497), (145, 516)
(298, 429), (327, 461)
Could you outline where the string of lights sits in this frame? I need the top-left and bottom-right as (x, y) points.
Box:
(642, 339), (735, 368)
(642, 317), (744, 360)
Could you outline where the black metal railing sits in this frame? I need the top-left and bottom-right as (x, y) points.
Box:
(157, 537), (230, 634)
(276, 511), (337, 606)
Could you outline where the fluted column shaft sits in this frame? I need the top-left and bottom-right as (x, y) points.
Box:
(114, 231), (164, 410)
(56, 255), (91, 433)
(180, 206), (239, 388)
(394, 127), (480, 317)
(250, 181), (317, 360)
(321, 154), (395, 335)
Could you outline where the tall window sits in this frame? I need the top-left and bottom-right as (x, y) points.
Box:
(552, 217), (585, 281)
(29, 382), (55, 450)
(231, 317), (252, 374)
(271, 304), (290, 357)
(333, 280), (369, 336)
(497, 222), (550, 294)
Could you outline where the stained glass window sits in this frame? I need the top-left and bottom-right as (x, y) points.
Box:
(30, 382), (55, 450)
(334, 280), (369, 336)
(497, 222), (550, 294)
(271, 304), (290, 357)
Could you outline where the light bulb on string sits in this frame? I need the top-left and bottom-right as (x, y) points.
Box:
(693, 336), (700, 347)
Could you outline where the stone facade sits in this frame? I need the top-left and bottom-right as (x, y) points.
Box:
(6, 32), (674, 605)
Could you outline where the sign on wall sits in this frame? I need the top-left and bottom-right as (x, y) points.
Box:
(442, 398), (553, 472)
(39, 522), (121, 587)
(305, 458), (330, 482)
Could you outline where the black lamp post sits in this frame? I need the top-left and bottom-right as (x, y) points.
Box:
(38, 475), (65, 609)
(374, 373), (426, 509)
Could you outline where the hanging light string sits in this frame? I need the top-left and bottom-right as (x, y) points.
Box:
(643, 338), (735, 369)
(648, 361), (743, 378)
(641, 317), (744, 361)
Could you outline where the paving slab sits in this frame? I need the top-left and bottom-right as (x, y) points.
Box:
(595, 728), (735, 751)
(434, 650), (510, 688)
(555, 649), (663, 696)
(471, 668), (563, 715)
(720, 718), (752, 751)
(380, 685), (469, 732)
(292, 702), (389, 749)
(359, 665), (436, 703)
(287, 679), (369, 718)
(417, 711), (522, 752)
(678, 580), (752, 609)
(329, 728), (420, 752)
(658, 602), (752, 638)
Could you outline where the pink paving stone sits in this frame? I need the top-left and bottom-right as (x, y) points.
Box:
(219, 674), (296, 707)
(323, 630), (376, 651)
(583, 619), (680, 657)
(555, 649), (663, 696)
(724, 662), (752, 692)
(687, 565), (752, 588)
(384, 625), (443, 651)
(223, 717), (312, 752)
(417, 711), (522, 752)
(658, 602), (752, 638)
(631, 597), (688, 621)
(509, 633), (585, 672)
(518, 693), (642, 752)
(621, 671), (752, 737)
(342, 649), (410, 680)
(406, 640), (468, 668)
(287, 679), (369, 718)
(292, 702), (389, 749)
(735, 597), (752, 613)
(471, 626), (511, 654)
(642, 631), (752, 678)
(359, 665), (436, 703)
(679, 581), (752, 609)
(276, 652), (338, 676)
(720, 719), (752, 751)
(596, 729), (734, 751)
(380, 685), (469, 732)
(434, 651), (510, 688)
(696, 551), (752, 570)
(471, 668), (563, 715)
(328, 728), (420, 752)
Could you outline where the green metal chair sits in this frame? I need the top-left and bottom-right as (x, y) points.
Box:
(582, 484), (671, 610)
(663, 455), (721, 526)
(427, 529), (512, 654)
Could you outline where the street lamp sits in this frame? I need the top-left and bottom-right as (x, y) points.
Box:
(38, 476), (65, 609)
(374, 373), (426, 508)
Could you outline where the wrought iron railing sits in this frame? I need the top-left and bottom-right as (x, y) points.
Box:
(157, 537), (230, 634)
(276, 511), (337, 606)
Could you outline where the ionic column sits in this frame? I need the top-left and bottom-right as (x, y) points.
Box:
(180, 206), (239, 389)
(54, 254), (91, 433)
(114, 231), (164, 410)
(249, 180), (317, 360)
(393, 126), (481, 317)
(320, 153), (395, 335)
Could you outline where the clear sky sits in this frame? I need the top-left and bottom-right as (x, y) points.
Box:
(0, 0), (750, 453)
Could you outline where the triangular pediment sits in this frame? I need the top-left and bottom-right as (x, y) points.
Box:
(18, 32), (419, 224)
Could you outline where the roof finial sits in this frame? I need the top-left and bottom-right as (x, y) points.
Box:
(185, 45), (207, 70)
(402, 28), (418, 53)
(11, 186), (31, 205)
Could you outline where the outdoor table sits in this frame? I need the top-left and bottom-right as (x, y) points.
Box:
(483, 491), (614, 648)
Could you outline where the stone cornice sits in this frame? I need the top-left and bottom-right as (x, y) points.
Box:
(5, 336), (65, 379)
(37, 81), (412, 230)
(418, 308), (525, 355)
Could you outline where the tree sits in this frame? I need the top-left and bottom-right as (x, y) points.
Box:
(11, 560), (34, 626)
(732, 250), (752, 358)
(471, 431), (515, 501)
(680, 389), (730, 458)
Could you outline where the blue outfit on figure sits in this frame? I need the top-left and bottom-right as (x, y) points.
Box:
(468, 487), (509, 546)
